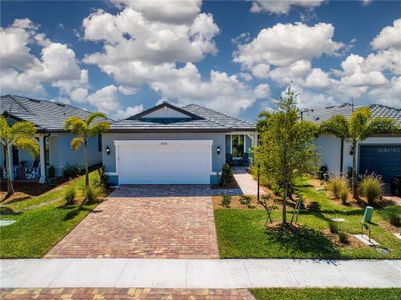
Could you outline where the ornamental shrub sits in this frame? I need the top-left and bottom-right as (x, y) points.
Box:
(220, 163), (234, 187)
(359, 174), (383, 205)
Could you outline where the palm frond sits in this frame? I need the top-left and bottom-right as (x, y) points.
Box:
(88, 121), (110, 136)
(70, 137), (85, 151)
(320, 115), (349, 140)
(86, 112), (107, 125)
(14, 137), (39, 156)
(10, 121), (37, 138)
(0, 116), (11, 145)
(64, 116), (87, 134)
(366, 117), (400, 136)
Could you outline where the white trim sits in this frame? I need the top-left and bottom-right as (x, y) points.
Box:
(115, 144), (119, 175)
(105, 172), (118, 176)
(38, 135), (46, 184)
(114, 140), (213, 146)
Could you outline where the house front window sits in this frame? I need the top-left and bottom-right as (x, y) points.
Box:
(231, 135), (244, 157)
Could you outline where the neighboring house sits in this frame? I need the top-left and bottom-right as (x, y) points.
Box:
(303, 103), (401, 183)
(0, 95), (103, 183)
(102, 102), (256, 185)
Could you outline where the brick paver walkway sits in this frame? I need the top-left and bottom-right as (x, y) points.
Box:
(232, 167), (265, 196)
(46, 186), (219, 259)
(0, 288), (256, 300)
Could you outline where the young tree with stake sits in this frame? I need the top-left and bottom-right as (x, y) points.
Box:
(255, 88), (319, 224)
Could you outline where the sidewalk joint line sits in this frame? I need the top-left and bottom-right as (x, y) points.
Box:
(242, 261), (253, 288)
(47, 259), (72, 288)
(113, 260), (129, 287)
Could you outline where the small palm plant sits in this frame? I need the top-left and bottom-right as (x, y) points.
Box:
(320, 107), (399, 199)
(64, 113), (110, 187)
(0, 116), (39, 195)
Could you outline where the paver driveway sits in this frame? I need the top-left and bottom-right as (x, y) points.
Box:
(46, 185), (219, 259)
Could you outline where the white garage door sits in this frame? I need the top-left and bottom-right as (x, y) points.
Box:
(116, 140), (212, 184)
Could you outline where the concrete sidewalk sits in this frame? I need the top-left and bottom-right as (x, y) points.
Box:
(1, 259), (400, 289)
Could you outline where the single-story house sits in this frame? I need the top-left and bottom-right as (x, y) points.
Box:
(102, 102), (257, 185)
(0, 95), (103, 183)
(303, 103), (401, 183)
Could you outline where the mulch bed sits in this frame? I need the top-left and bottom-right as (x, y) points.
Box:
(0, 178), (68, 203)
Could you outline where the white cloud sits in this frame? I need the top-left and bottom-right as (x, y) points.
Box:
(118, 85), (137, 96)
(111, 0), (202, 24)
(254, 84), (270, 99)
(250, 0), (324, 15)
(269, 60), (312, 84)
(149, 63), (266, 115)
(0, 18), (87, 100)
(361, 0), (373, 6)
(371, 19), (401, 50)
(305, 68), (331, 88)
(82, 1), (262, 115)
(368, 76), (401, 107)
(83, 7), (219, 68)
(233, 22), (343, 78)
(116, 105), (144, 120)
(86, 85), (143, 118)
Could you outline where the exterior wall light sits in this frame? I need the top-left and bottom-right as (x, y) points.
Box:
(217, 146), (221, 155)
(106, 146), (111, 155)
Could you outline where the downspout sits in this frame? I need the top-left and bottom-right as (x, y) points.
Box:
(340, 138), (344, 174)
(43, 133), (51, 183)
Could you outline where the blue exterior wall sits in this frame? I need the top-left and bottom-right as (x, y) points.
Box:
(50, 133), (102, 176)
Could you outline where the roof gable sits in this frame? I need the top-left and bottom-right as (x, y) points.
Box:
(111, 103), (255, 132)
(128, 103), (202, 120)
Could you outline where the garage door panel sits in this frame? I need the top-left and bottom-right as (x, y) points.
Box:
(116, 140), (212, 184)
(359, 145), (401, 183)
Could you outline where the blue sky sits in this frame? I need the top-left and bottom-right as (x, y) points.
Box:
(1, 0), (400, 121)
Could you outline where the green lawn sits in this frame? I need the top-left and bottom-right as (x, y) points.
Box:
(215, 177), (401, 259)
(0, 172), (101, 258)
(250, 288), (401, 300)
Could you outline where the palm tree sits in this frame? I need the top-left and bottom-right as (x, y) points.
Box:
(0, 116), (39, 196)
(320, 107), (399, 199)
(64, 113), (110, 186)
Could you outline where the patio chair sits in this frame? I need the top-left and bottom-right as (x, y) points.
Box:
(25, 160), (40, 179)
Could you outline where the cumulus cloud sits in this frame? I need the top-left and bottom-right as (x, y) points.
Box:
(148, 63), (268, 115)
(250, 0), (324, 15)
(0, 18), (87, 100)
(233, 18), (400, 109)
(371, 19), (401, 50)
(111, 0), (202, 24)
(81, 0), (262, 115)
(87, 85), (143, 119)
(233, 22), (343, 76)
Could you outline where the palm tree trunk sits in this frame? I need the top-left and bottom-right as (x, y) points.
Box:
(84, 140), (89, 186)
(352, 142), (359, 199)
(5, 146), (14, 195)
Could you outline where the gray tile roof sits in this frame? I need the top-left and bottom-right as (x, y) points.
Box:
(1, 95), (95, 132)
(302, 103), (401, 126)
(110, 103), (255, 132)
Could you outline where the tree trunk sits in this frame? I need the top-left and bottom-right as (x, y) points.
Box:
(282, 183), (287, 224)
(84, 140), (89, 186)
(352, 142), (359, 199)
(5, 146), (14, 195)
